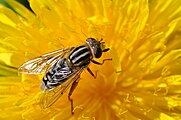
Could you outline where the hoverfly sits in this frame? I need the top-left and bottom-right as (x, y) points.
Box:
(18, 38), (111, 114)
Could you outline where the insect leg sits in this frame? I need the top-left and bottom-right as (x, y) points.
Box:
(87, 67), (96, 78)
(68, 76), (80, 115)
(91, 58), (112, 65)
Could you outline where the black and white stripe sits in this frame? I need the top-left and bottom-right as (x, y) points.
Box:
(41, 59), (72, 90)
(69, 45), (91, 67)
(41, 45), (93, 90)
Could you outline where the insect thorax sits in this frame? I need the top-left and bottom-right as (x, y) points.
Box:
(68, 45), (92, 67)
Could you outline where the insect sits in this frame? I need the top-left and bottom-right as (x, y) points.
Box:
(18, 38), (111, 114)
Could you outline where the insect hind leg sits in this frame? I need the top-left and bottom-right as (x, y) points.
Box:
(68, 95), (74, 115)
(68, 76), (80, 115)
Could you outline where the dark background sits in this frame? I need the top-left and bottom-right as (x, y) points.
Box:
(0, 0), (32, 11)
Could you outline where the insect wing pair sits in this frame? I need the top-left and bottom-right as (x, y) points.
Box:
(19, 38), (111, 113)
(18, 47), (83, 108)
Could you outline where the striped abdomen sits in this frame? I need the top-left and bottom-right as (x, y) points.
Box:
(41, 59), (72, 90)
(69, 45), (92, 67)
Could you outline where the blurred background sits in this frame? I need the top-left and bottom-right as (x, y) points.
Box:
(0, 0), (32, 11)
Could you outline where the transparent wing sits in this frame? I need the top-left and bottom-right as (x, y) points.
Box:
(18, 48), (73, 74)
(39, 68), (83, 108)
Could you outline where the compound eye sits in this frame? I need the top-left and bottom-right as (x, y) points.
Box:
(94, 47), (102, 58)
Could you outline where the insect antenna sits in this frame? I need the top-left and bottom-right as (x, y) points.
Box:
(99, 38), (103, 42)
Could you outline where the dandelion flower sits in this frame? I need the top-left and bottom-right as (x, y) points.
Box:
(0, 0), (181, 119)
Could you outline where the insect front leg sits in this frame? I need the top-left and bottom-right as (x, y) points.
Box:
(91, 58), (112, 65)
(68, 76), (80, 115)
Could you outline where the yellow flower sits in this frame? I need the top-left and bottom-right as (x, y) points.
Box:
(0, 0), (181, 119)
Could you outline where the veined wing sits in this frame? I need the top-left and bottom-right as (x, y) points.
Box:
(18, 48), (74, 74)
(39, 67), (84, 108)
